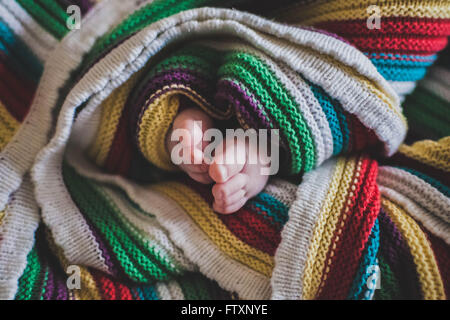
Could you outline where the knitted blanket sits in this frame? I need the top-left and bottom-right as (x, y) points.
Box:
(0, 0), (449, 300)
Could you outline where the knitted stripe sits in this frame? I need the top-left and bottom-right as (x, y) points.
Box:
(317, 157), (379, 299)
(151, 181), (274, 277)
(2, 0), (449, 302)
(62, 163), (187, 283)
(374, 256), (401, 300)
(377, 208), (422, 299)
(317, 18), (450, 37)
(301, 157), (352, 299)
(187, 181), (287, 255)
(395, 167), (450, 197)
(0, 101), (20, 150)
(347, 218), (380, 300)
(279, 1), (450, 24)
(422, 229), (450, 298)
(381, 198), (445, 300)
(398, 138), (450, 172)
(89, 72), (142, 167)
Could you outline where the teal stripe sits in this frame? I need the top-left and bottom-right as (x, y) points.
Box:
(348, 219), (380, 300)
(374, 64), (427, 82)
(307, 80), (344, 155)
(248, 192), (289, 227)
(140, 285), (159, 300)
(0, 18), (43, 80)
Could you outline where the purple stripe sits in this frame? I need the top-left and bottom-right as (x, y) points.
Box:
(378, 208), (422, 299)
(81, 216), (119, 277)
(43, 267), (55, 300)
(216, 79), (270, 130)
(54, 273), (68, 300)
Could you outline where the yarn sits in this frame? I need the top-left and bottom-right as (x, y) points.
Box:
(0, 0), (448, 300)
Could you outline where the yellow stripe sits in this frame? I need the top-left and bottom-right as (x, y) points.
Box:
(398, 137), (450, 172)
(88, 71), (142, 166)
(0, 100), (20, 151)
(75, 266), (102, 300)
(302, 156), (357, 299)
(382, 198), (446, 300)
(279, 0), (450, 24)
(138, 84), (234, 171)
(316, 156), (364, 296)
(151, 181), (274, 276)
(45, 229), (102, 300)
(0, 210), (5, 226)
(138, 91), (180, 171)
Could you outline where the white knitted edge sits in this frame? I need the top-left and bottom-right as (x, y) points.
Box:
(377, 166), (450, 224)
(0, 0), (57, 60)
(377, 167), (450, 245)
(263, 178), (298, 208)
(271, 158), (337, 299)
(29, 7), (402, 299)
(379, 186), (450, 245)
(0, 0), (142, 211)
(0, 177), (39, 300)
(64, 151), (272, 300)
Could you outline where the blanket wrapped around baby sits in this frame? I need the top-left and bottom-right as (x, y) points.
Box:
(0, 0), (449, 300)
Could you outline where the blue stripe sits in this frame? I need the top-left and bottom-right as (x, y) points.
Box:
(347, 219), (380, 300)
(307, 80), (345, 155)
(0, 18), (43, 80)
(248, 192), (289, 227)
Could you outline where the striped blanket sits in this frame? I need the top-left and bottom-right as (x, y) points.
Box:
(0, 0), (449, 300)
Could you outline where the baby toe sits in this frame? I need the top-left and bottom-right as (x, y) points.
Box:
(212, 173), (248, 200)
(213, 196), (247, 215)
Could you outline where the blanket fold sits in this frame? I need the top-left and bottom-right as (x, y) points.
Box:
(0, 0), (449, 300)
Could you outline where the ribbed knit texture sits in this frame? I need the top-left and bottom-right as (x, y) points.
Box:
(0, 0), (448, 300)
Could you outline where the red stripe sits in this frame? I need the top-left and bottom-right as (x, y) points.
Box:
(116, 282), (133, 300)
(187, 179), (281, 255)
(316, 18), (450, 37)
(219, 206), (281, 255)
(315, 156), (369, 298)
(0, 62), (35, 121)
(94, 271), (116, 300)
(318, 158), (380, 299)
(343, 35), (448, 54)
(105, 106), (132, 176)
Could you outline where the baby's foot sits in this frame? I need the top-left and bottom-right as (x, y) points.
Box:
(166, 107), (214, 184)
(209, 137), (269, 214)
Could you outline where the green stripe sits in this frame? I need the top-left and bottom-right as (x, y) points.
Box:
(220, 51), (315, 174)
(16, 0), (67, 39)
(374, 256), (401, 300)
(15, 246), (41, 300)
(62, 163), (174, 283)
(81, 0), (247, 70)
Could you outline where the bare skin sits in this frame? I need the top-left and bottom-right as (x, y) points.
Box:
(166, 107), (269, 214)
